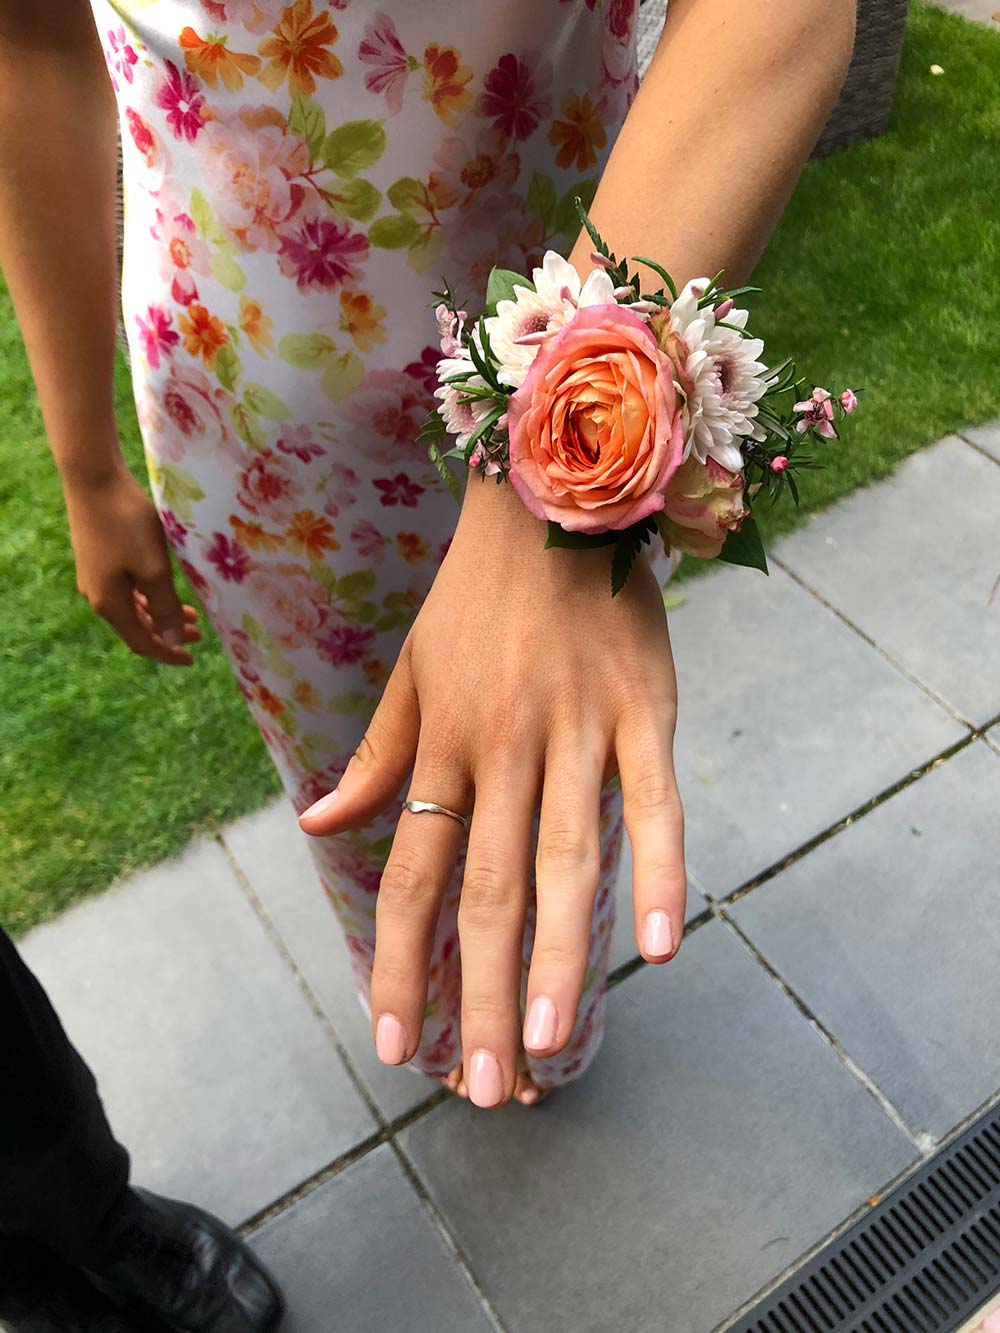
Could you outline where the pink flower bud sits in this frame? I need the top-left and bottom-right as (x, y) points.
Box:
(590, 251), (615, 269)
(613, 285), (634, 300)
(468, 445), (484, 468)
(559, 284), (577, 304)
(714, 299), (734, 320)
(623, 299), (659, 314)
(770, 455), (789, 472)
(691, 285), (704, 298)
(840, 389), (858, 414)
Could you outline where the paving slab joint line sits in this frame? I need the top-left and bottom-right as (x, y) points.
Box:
(770, 552), (977, 730)
(713, 1081), (1000, 1332)
(958, 429), (1000, 468)
(388, 1137), (513, 1333)
(717, 905), (925, 1149)
(721, 726), (986, 910)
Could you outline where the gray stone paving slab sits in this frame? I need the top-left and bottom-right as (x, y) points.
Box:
(401, 921), (915, 1333)
(961, 418), (1000, 462)
(928, 0), (1000, 26)
(250, 1145), (493, 1332)
(20, 838), (375, 1224)
(773, 437), (1000, 726)
(988, 722), (1000, 756)
(732, 740), (1000, 1143)
(666, 560), (961, 899)
(223, 800), (431, 1122)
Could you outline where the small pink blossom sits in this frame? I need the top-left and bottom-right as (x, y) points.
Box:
(277, 218), (369, 292)
(154, 60), (206, 142)
(477, 51), (553, 143)
(205, 531), (251, 582)
(160, 510), (188, 549)
(793, 386), (838, 439)
(152, 209), (211, 305)
(317, 621), (376, 667)
(358, 14), (412, 114)
(770, 455), (789, 472)
(840, 388), (858, 414)
(350, 519), (387, 561)
(237, 449), (301, 524)
(276, 425), (325, 463)
(404, 345), (443, 394)
(135, 304), (180, 370)
(373, 473), (425, 508)
(321, 463), (360, 518)
(105, 26), (139, 89)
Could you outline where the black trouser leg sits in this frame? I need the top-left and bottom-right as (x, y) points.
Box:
(0, 926), (130, 1265)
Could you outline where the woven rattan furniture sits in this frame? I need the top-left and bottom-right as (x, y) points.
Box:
(636, 0), (911, 157)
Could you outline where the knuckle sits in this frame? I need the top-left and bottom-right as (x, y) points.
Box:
(536, 825), (595, 875)
(458, 863), (517, 930)
(378, 855), (432, 914)
(531, 938), (583, 975)
(626, 771), (681, 817)
(461, 991), (514, 1028)
(371, 953), (420, 996)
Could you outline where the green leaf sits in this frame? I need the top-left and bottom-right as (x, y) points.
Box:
(386, 176), (425, 212)
(663, 592), (686, 610)
(575, 195), (610, 261)
(320, 351), (364, 402)
(152, 461), (205, 524)
(426, 436), (463, 503)
(230, 402), (266, 449)
(718, 514), (769, 573)
(243, 381), (291, 421)
(610, 517), (658, 597)
(264, 645), (294, 680)
(543, 521), (618, 551)
(367, 212), (421, 249)
(214, 343), (242, 393)
(336, 568), (377, 600)
(278, 332), (337, 369)
(485, 266), (535, 315)
(349, 599), (378, 624)
(189, 187), (214, 239)
(210, 245), (246, 293)
(288, 92), (327, 160)
(241, 613), (265, 643)
(631, 255), (678, 301)
(405, 226), (442, 275)
(325, 177), (382, 223)
(321, 119), (387, 178)
(554, 179), (596, 238)
(308, 559), (339, 596)
(329, 689), (370, 715)
(525, 171), (557, 226)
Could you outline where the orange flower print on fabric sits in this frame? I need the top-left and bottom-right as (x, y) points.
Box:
(255, 682), (286, 717)
(422, 42), (474, 127)
(178, 27), (262, 91)
(179, 303), (229, 370)
(339, 290), (387, 352)
(285, 508), (339, 557)
(292, 679), (322, 712)
(258, 0), (342, 96)
(229, 514), (286, 552)
(239, 294), (275, 355)
(548, 91), (606, 171)
(396, 531), (429, 564)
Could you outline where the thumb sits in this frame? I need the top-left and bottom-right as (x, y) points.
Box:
(299, 643), (420, 837)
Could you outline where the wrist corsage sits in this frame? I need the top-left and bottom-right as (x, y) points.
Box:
(420, 201), (859, 595)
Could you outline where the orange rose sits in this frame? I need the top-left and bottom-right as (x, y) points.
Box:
(507, 304), (684, 533)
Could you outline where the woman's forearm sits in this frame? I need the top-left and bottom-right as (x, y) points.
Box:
(0, 5), (123, 487)
(567, 0), (857, 289)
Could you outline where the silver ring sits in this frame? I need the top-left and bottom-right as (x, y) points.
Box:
(403, 799), (471, 830)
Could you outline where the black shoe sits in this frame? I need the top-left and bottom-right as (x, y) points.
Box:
(0, 1238), (158, 1332)
(82, 1189), (284, 1333)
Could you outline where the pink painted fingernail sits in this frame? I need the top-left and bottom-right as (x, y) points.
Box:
(301, 789), (338, 820)
(642, 910), (674, 959)
(524, 996), (559, 1052)
(467, 1050), (504, 1108)
(375, 1014), (407, 1065)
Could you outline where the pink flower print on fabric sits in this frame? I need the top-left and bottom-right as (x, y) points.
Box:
(277, 217), (370, 292)
(477, 51), (554, 143)
(154, 59), (206, 141)
(358, 13), (413, 114)
(135, 305), (180, 370)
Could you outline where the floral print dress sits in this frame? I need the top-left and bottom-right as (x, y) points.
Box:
(95, 0), (642, 1087)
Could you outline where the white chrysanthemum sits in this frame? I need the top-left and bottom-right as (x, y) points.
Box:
(669, 278), (772, 473)
(483, 250), (617, 388)
(434, 351), (494, 450)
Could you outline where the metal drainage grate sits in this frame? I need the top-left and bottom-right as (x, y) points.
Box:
(730, 1101), (1000, 1333)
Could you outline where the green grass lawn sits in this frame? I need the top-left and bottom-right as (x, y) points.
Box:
(1, 2), (998, 935)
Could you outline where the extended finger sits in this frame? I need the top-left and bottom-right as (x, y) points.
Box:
(523, 731), (604, 1059)
(616, 711), (686, 964)
(133, 592), (202, 644)
(299, 641), (420, 835)
(133, 566), (188, 654)
(459, 752), (538, 1109)
(369, 751), (472, 1066)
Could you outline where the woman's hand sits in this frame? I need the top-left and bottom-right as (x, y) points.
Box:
(299, 477), (686, 1107)
(63, 457), (201, 666)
